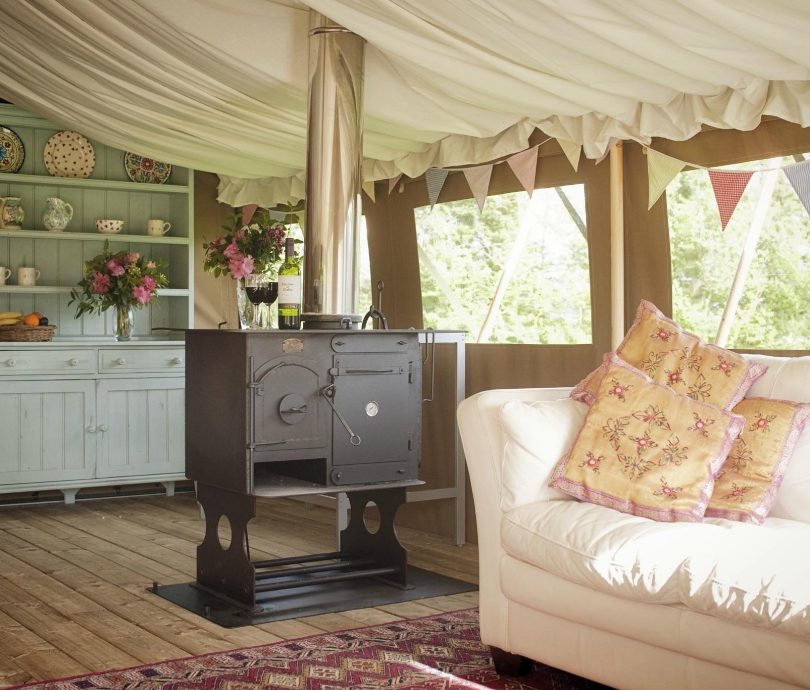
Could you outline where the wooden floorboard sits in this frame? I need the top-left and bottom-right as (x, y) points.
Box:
(0, 494), (478, 688)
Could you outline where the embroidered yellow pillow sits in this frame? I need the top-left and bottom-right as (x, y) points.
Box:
(552, 354), (744, 522)
(706, 398), (810, 524)
(571, 300), (766, 411)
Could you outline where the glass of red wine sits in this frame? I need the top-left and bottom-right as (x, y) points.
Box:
(244, 273), (279, 328)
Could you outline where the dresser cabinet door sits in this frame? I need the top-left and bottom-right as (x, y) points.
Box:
(0, 380), (96, 485)
(95, 377), (185, 478)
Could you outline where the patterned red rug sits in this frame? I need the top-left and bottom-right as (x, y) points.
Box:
(11, 609), (611, 690)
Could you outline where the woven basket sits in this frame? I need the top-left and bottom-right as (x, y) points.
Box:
(0, 324), (56, 342)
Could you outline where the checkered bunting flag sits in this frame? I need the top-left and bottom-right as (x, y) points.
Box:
(784, 160), (810, 217)
(708, 169), (754, 230)
(424, 168), (450, 209)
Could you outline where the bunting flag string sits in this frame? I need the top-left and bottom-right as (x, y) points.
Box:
(647, 149), (685, 210)
(506, 145), (539, 198)
(362, 180), (376, 202)
(464, 165), (494, 212)
(241, 203), (258, 226)
(557, 139), (582, 172)
(708, 170), (753, 230)
(424, 168), (450, 208)
(645, 147), (810, 229)
(784, 160), (810, 216)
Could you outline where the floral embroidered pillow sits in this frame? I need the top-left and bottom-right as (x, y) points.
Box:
(571, 300), (766, 411)
(551, 354), (744, 522)
(705, 398), (810, 524)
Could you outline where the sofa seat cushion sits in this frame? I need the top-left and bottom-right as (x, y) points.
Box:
(501, 499), (810, 638)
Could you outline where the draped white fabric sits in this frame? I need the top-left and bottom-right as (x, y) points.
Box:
(1, 0), (810, 206)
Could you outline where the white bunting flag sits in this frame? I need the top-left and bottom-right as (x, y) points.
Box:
(241, 204), (258, 226)
(463, 164), (493, 213)
(557, 138), (581, 172)
(506, 145), (539, 197)
(784, 160), (810, 217)
(362, 180), (376, 202)
(424, 168), (450, 208)
(647, 149), (686, 209)
(388, 174), (402, 194)
(708, 169), (753, 230)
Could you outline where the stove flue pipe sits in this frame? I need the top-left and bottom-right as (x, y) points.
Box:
(304, 12), (365, 317)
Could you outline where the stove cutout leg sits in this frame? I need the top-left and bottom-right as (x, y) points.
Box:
(340, 487), (409, 587)
(196, 483), (257, 607)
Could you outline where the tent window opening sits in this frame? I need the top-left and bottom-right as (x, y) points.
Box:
(668, 153), (810, 350)
(414, 185), (592, 344)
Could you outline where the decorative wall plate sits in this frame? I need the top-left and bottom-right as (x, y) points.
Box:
(44, 130), (96, 178)
(124, 152), (171, 184)
(0, 125), (24, 173)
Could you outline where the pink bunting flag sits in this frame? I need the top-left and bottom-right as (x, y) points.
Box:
(506, 145), (539, 197)
(463, 164), (493, 213)
(708, 170), (754, 230)
(388, 175), (403, 194)
(241, 204), (258, 226)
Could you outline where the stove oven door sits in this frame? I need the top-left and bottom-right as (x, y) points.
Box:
(251, 354), (329, 459)
(328, 353), (419, 485)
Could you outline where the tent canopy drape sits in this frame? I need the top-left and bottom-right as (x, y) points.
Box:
(1, 0), (809, 206)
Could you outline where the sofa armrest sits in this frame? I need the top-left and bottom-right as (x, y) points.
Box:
(457, 387), (571, 648)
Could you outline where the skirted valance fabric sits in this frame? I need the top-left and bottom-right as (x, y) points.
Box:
(1, 0), (810, 206)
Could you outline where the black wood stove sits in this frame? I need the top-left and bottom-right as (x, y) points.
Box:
(185, 329), (424, 611)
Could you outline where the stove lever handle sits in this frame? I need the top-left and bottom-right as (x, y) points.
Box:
(320, 384), (362, 446)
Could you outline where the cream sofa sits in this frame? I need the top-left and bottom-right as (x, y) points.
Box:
(458, 354), (810, 690)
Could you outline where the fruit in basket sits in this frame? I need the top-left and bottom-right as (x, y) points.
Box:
(39, 316), (49, 326)
(0, 311), (22, 326)
(23, 313), (41, 326)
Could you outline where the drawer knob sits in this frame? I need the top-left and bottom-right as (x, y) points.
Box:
(5, 359), (15, 367)
(99, 424), (109, 432)
(68, 358), (79, 367)
(115, 357), (126, 366)
(86, 425), (96, 433)
(170, 357), (183, 366)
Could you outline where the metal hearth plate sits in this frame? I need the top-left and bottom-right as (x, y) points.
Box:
(151, 566), (476, 628)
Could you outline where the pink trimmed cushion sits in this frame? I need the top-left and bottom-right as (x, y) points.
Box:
(571, 300), (766, 411)
(706, 398), (810, 524)
(551, 353), (744, 522)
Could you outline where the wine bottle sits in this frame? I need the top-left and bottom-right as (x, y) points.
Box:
(278, 237), (301, 330)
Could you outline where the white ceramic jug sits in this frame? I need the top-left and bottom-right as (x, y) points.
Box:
(42, 197), (74, 232)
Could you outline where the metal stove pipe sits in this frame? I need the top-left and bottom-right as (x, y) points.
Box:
(303, 12), (365, 319)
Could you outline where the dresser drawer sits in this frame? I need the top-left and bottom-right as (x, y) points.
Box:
(0, 349), (96, 376)
(99, 348), (185, 373)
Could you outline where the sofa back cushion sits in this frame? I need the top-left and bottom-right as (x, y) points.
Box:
(551, 353), (744, 522)
(499, 398), (588, 510)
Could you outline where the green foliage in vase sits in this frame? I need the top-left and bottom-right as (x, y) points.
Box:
(68, 240), (169, 318)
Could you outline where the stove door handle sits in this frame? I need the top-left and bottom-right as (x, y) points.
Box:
(320, 385), (362, 446)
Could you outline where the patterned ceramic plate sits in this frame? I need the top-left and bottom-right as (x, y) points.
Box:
(0, 125), (24, 173)
(124, 152), (171, 184)
(44, 130), (96, 178)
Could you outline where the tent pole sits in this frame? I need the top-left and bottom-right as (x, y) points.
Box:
(609, 142), (625, 348)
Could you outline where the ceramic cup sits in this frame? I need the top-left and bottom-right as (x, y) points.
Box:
(96, 219), (125, 234)
(147, 219), (171, 236)
(0, 267), (10, 285)
(18, 267), (40, 286)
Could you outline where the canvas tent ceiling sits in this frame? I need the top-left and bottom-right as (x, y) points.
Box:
(1, 0), (809, 207)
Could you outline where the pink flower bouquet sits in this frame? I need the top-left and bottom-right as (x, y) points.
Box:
(69, 242), (169, 317)
(202, 210), (286, 280)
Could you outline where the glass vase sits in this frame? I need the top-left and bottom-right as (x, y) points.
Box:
(114, 305), (134, 341)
